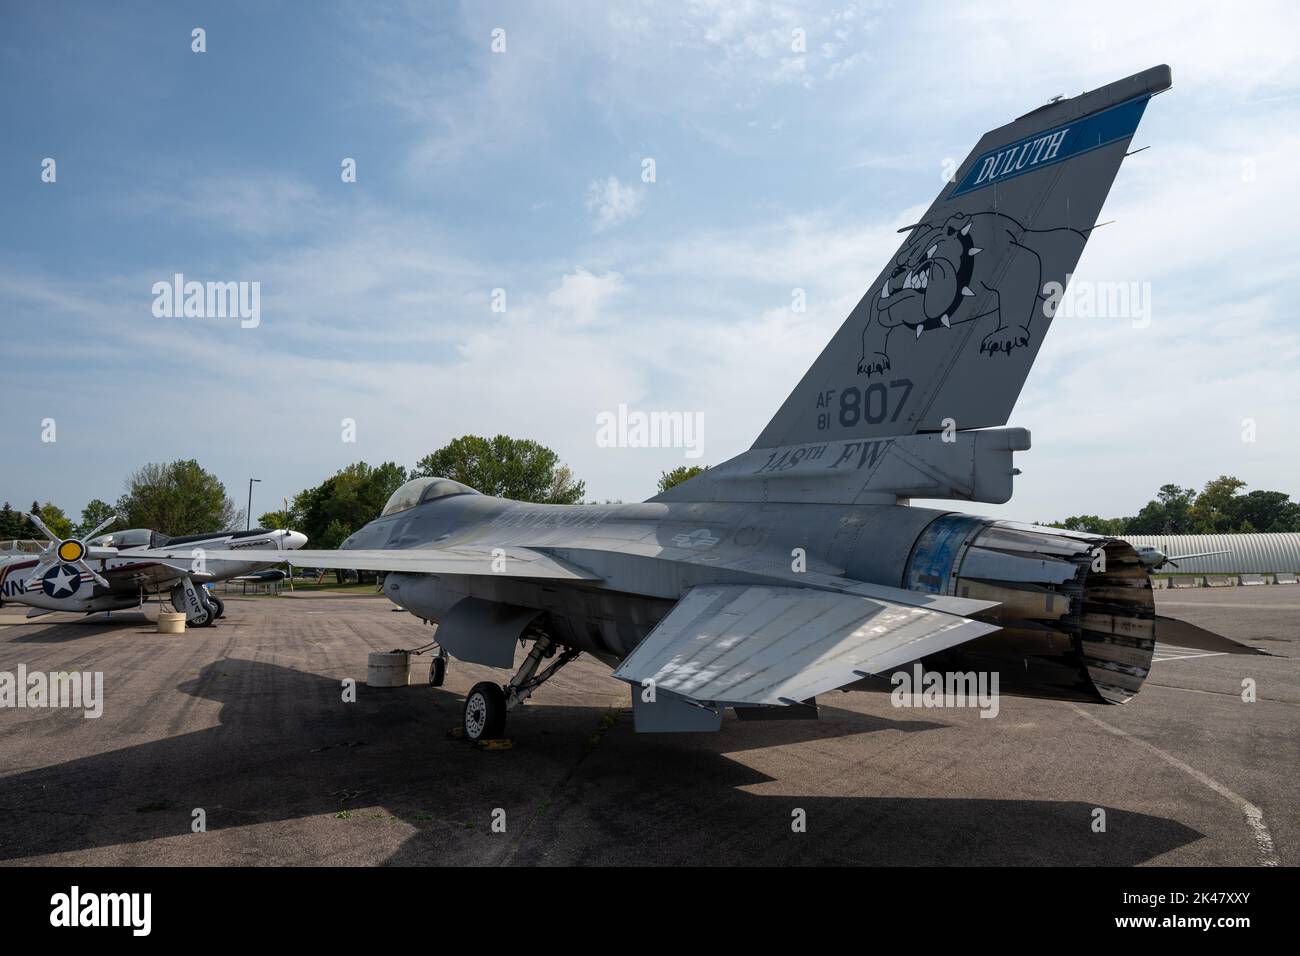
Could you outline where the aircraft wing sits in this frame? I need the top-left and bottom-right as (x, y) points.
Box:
(98, 561), (201, 588)
(120, 546), (602, 581)
(1166, 549), (1231, 562)
(0, 556), (187, 594)
(611, 583), (998, 707)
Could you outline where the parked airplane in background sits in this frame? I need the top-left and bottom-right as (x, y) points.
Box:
(234, 568), (291, 583)
(1135, 546), (1232, 571)
(126, 66), (1253, 743)
(0, 513), (306, 626)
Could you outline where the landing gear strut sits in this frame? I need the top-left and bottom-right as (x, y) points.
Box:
(460, 635), (580, 743)
(170, 576), (215, 627)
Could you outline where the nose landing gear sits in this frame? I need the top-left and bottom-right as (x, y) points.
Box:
(428, 647), (448, 687)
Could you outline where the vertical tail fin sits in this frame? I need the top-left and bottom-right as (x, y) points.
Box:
(753, 65), (1170, 450)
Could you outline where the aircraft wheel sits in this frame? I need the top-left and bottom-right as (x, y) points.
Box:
(428, 656), (446, 687)
(463, 682), (506, 742)
(208, 595), (226, 618)
(190, 605), (215, 628)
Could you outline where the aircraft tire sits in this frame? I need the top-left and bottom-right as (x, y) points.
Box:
(190, 604), (216, 628)
(463, 682), (506, 742)
(429, 656), (446, 687)
(208, 595), (226, 618)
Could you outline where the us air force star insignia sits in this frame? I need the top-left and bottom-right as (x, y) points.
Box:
(42, 563), (82, 597)
(672, 529), (720, 549)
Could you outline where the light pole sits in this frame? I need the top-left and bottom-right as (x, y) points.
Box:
(247, 478), (261, 530)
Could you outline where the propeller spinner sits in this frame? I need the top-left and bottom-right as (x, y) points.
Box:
(23, 512), (118, 590)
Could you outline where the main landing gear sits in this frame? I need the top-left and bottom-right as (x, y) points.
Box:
(460, 635), (580, 743)
(169, 577), (216, 628)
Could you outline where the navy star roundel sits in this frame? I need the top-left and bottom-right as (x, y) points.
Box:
(42, 563), (83, 598)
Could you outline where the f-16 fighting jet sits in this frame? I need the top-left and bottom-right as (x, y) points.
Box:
(0, 513), (306, 626)
(126, 65), (1251, 742)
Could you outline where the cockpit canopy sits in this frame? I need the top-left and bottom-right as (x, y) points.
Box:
(380, 477), (480, 517)
(89, 528), (166, 550)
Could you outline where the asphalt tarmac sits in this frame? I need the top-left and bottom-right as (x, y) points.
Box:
(0, 585), (1295, 865)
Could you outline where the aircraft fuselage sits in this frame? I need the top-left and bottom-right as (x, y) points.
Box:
(344, 492), (1155, 702)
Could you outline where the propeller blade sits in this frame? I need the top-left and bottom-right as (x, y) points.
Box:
(82, 513), (118, 543)
(24, 513), (60, 546)
(23, 559), (55, 591)
(76, 559), (111, 589)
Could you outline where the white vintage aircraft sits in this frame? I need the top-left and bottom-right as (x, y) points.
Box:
(1134, 546), (1232, 571)
(0, 513), (305, 626)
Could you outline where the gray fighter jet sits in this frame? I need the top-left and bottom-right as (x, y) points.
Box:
(130, 66), (1235, 741)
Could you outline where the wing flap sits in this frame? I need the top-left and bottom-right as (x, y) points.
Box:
(612, 584), (998, 707)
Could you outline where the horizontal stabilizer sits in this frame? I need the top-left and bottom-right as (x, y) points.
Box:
(612, 584), (998, 709)
(652, 427), (1030, 505)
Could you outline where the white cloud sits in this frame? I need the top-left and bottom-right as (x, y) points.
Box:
(546, 269), (625, 326)
(584, 176), (644, 231)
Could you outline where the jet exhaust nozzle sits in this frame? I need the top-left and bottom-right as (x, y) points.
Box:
(905, 517), (1155, 703)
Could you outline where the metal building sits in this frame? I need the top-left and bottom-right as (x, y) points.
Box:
(1121, 533), (1300, 575)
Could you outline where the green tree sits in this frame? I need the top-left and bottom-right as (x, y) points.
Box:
(1232, 490), (1300, 532)
(27, 501), (73, 538)
(1046, 478), (1300, 536)
(258, 509), (295, 530)
(0, 502), (23, 540)
(115, 460), (240, 535)
(1127, 483), (1197, 534)
(75, 498), (117, 537)
(412, 435), (585, 503)
(657, 465), (709, 494)
(290, 461), (408, 548)
(1190, 475), (1247, 533)
(1046, 514), (1128, 536)
(319, 518), (352, 551)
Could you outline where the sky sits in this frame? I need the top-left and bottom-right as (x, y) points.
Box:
(1, 0), (1297, 527)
